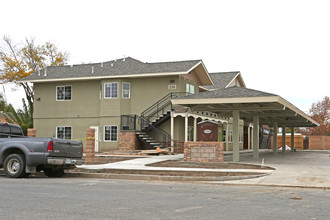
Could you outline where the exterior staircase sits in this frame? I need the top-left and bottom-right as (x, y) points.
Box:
(121, 92), (190, 149)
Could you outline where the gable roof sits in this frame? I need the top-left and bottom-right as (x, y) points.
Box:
(20, 57), (212, 84)
(202, 71), (246, 90)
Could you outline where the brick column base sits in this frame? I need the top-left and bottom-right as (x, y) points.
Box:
(27, 128), (36, 137)
(184, 142), (224, 162)
(119, 132), (139, 151)
(85, 128), (95, 163)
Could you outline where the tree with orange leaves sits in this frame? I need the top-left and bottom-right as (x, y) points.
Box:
(0, 35), (68, 111)
(299, 96), (330, 136)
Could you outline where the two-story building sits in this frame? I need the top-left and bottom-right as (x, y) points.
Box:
(21, 57), (318, 162)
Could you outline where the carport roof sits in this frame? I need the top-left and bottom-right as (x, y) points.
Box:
(172, 86), (318, 127)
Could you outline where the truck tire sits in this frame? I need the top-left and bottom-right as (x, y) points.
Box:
(44, 168), (64, 177)
(4, 154), (27, 178)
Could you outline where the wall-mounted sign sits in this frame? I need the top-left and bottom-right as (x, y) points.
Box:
(168, 85), (176, 90)
(204, 129), (211, 134)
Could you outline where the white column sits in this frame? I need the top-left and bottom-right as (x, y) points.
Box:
(247, 124), (251, 150)
(251, 125), (253, 150)
(291, 126), (295, 152)
(253, 116), (259, 158)
(273, 122), (278, 154)
(282, 124), (286, 153)
(193, 117), (197, 142)
(170, 111), (174, 152)
(184, 112), (188, 142)
(226, 123), (229, 151)
(233, 110), (240, 162)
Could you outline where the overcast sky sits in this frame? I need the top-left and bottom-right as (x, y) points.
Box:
(1, 0), (329, 112)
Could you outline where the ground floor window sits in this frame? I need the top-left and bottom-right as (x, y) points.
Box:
(56, 126), (72, 140)
(239, 131), (244, 143)
(228, 130), (233, 142)
(104, 125), (118, 141)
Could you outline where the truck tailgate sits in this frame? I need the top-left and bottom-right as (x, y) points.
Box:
(49, 139), (83, 158)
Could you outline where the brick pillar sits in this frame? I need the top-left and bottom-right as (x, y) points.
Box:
(27, 128), (36, 137)
(85, 128), (95, 163)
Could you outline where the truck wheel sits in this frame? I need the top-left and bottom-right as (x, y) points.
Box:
(44, 168), (64, 177)
(4, 154), (27, 178)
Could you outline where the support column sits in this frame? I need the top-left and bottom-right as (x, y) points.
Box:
(233, 110), (240, 162)
(184, 112), (188, 142)
(193, 117), (197, 142)
(253, 116), (259, 158)
(170, 111), (174, 152)
(226, 123), (229, 151)
(273, 122), (278, 154)
(291, 127), (295, 152)
(282, 125), (286, 153)
(251, 125), (253, 150)
(247, 124), (251, 150)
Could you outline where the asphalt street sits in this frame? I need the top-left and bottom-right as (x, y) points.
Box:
(0, 176), (329, 220)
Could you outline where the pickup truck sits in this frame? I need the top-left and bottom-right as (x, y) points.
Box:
(0, 122), (84, 178)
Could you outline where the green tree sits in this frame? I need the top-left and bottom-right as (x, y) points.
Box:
(4, 99), (32, 135)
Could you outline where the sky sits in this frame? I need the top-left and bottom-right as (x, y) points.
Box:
(1, 0), (329, 113)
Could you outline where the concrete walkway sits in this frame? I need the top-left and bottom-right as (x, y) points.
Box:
(78, 154), (271, 174)
(78, 150), (330, 188)
(221, 150), (330, 188)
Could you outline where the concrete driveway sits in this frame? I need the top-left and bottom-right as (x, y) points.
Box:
(222, 150), (330, 188)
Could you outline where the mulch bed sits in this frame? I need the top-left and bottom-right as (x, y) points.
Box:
(146, 160), (275, 170)
(74, 168), (263, 177)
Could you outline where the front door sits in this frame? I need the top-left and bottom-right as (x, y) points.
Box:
(198, 121), (218, 142)
(90, 126), (99, 152)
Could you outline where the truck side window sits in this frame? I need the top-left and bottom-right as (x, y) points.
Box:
(11, 127), (23, 135)
(2, 126), (10, 133)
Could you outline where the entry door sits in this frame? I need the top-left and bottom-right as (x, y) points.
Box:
(90, 126), (99, 152)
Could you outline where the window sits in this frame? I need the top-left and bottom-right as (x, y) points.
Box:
(104, 82), (118, 98)
(222, 130), (226, 142)
(57, 86), (72, 101)
(186, 83), (195, 94)
(228, 130), (233, 143)
(122, 82), (130, 98)
(104, 125), (118, 141)
(56, 126), (72, 140)
(239, 131), (244, 143)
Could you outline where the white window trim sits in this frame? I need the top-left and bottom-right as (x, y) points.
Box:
(104, 125), (118, 142)
(228, 130), (233, 143)
(186, 83), (195, 94)
(239, 131), (244, 143)
(56, 85), (72, 101)
(56, 126), (72, 140)
(122, 82), (130, 99)
(104, 82), (119, 99)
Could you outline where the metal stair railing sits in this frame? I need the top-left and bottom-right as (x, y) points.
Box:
(136, 115), (171, 148)
(141, 92), (191, 129)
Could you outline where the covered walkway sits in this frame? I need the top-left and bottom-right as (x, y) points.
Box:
(172, 86), (319, 162)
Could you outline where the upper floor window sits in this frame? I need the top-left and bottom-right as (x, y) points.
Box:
(57, 86), (72, 101)
(56, 126), (72, 140)
(104, 82), (118, 98)
(122, 82), (130, 98)
(186, 83), (195, 94)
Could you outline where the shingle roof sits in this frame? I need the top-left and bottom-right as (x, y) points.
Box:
(175, 86), (277, 99)
(203, 72), (239, 90)
(21, 57), (202, 81)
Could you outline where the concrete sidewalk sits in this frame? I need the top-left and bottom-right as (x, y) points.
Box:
(220, 150), (330, 188)
(77, 150), (330, 189)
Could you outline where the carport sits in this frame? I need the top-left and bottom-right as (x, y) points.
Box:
(172, 86), (319, 162)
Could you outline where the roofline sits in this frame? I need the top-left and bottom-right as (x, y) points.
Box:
(20, 71), (190, 83)
(225, 72), (246, 88)
(171, 95), (319, 126)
